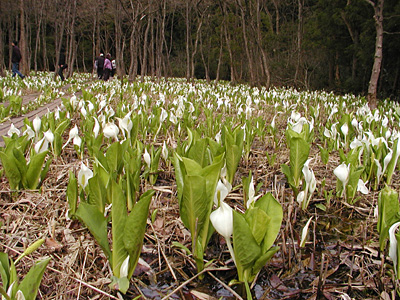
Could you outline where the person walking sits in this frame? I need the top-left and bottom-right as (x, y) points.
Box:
(95, 53), (105, 79)
(103, 53), (112, 81)
(58, 49), (68, 81)
(11, 41), (25, 79)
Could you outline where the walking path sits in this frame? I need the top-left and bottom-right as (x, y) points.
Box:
(0, 83), (79, 147)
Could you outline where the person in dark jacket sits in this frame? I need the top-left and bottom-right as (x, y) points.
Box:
(95, 53), (105, 79)
(58, 49), (68, 81)
(11, 41), (24, 79)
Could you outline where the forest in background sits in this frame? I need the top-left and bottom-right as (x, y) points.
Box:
(0, 0), (399, 100)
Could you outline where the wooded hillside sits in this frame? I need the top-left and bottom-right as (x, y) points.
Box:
(0, 0), (399, 100)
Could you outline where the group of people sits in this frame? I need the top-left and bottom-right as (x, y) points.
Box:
(10, 40), (116, 82)
(94, 53), (116, 81)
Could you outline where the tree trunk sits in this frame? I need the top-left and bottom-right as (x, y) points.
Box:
(67, 0), (77, 78)
(256, 0), (271, 88)
(185, 1), (191, 81)
(365, 0), (384, 109)
(294, 0), (303, 85)
(0, 1), (4, 76)
(141, 16), (151, 80)
(19, 0), (29, 76)
(238, 0), (256, 85)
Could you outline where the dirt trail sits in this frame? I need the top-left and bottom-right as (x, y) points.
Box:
(0, 83), (80, 147)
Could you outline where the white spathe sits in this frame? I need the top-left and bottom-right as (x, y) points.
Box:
(389, 222), (400, 278)
(333, 163), (350, 185)
(214, 180), (230, 206)
(103, 122), (119, 140)
(78, 162), (93, 189)
(143, 148), (151, 168)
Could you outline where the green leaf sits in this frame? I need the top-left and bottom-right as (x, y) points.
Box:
(172, 153), (185, 205)
(172, 242), (192, 255)
(289, 136), (310, 188)
(88, 174), (107, 214)
(378, 186), (400, 251)
(280, 164), (294, 189)
(18, 257), (50, 300)
(245, 207), (270, 245)
(255, 193), (283, 253)
(109, 276), (130, 294)
(180, 175), (207, 238)
(387, 138), (400, 185)
(187, 138), (209, 168)
(252, 246), (279, 277)
(26, 150), (48, 189)
(182, 157), (203, 176)
(75, 202), (111, 259)
(318, 145), (329, 165)
(0, 150), (22, 190)
(53, 132), (62, 157)
(232, 211), (261, 270)
(106, 142), (125, 178)
(111, 181), (128, 278)
(0, 252), (10, 289)
(124, 189), (153, 278)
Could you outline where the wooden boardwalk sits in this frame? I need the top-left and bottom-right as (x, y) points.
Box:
(0, 84), (74, 147)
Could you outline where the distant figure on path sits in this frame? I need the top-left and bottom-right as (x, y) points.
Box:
(95, 53), (105, 79)
(11, 41), (24, 79)
(103, 53), (112, 81)
(58, 49), (68, 81)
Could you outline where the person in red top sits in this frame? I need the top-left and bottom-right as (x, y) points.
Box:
(11, 41), (25, 79)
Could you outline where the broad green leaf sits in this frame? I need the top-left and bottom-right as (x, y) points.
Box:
(378, 186), (400, 251)
(387, 138), (400, 185)
(55, 119), (70, 136)
(124, 189), (154, 278)
(40, 157), (52, 184)
(289, 136), (310, 188)
(109, 276), (130, 294)
(106, 142), (125, 178)
(88, 174), (106, 214)
(53, 132), (62, 157)
(76, 202), (111, 259)
(188, 138), (208, 168)
(281, 164), (294, 189)
(12, 148), (27, 181)
(172, 153), (184, 205)
(182, 157), (203, 176)
(318, 145), (329, 165)
(26, 150), (48, 189)
(232, 211), (261, 270)
(0, 252), (10, 289)
(252, 246), (279, 278)
(396, 232), (400, 279)
(180, 175), (207, 237)
(111, 181), (128, 278)
(346, 166), (364, 201)
(255, 193), (283, 253)
(0, 151), (22, 190)
(18, 257), (50, 300)
(245, 207), (270, 245)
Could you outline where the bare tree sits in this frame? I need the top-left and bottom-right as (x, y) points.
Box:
(364, 0), (384, 108)
(19, 0), (29, 75)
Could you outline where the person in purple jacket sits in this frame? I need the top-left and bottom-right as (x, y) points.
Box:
(103, 53), (112, 81)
